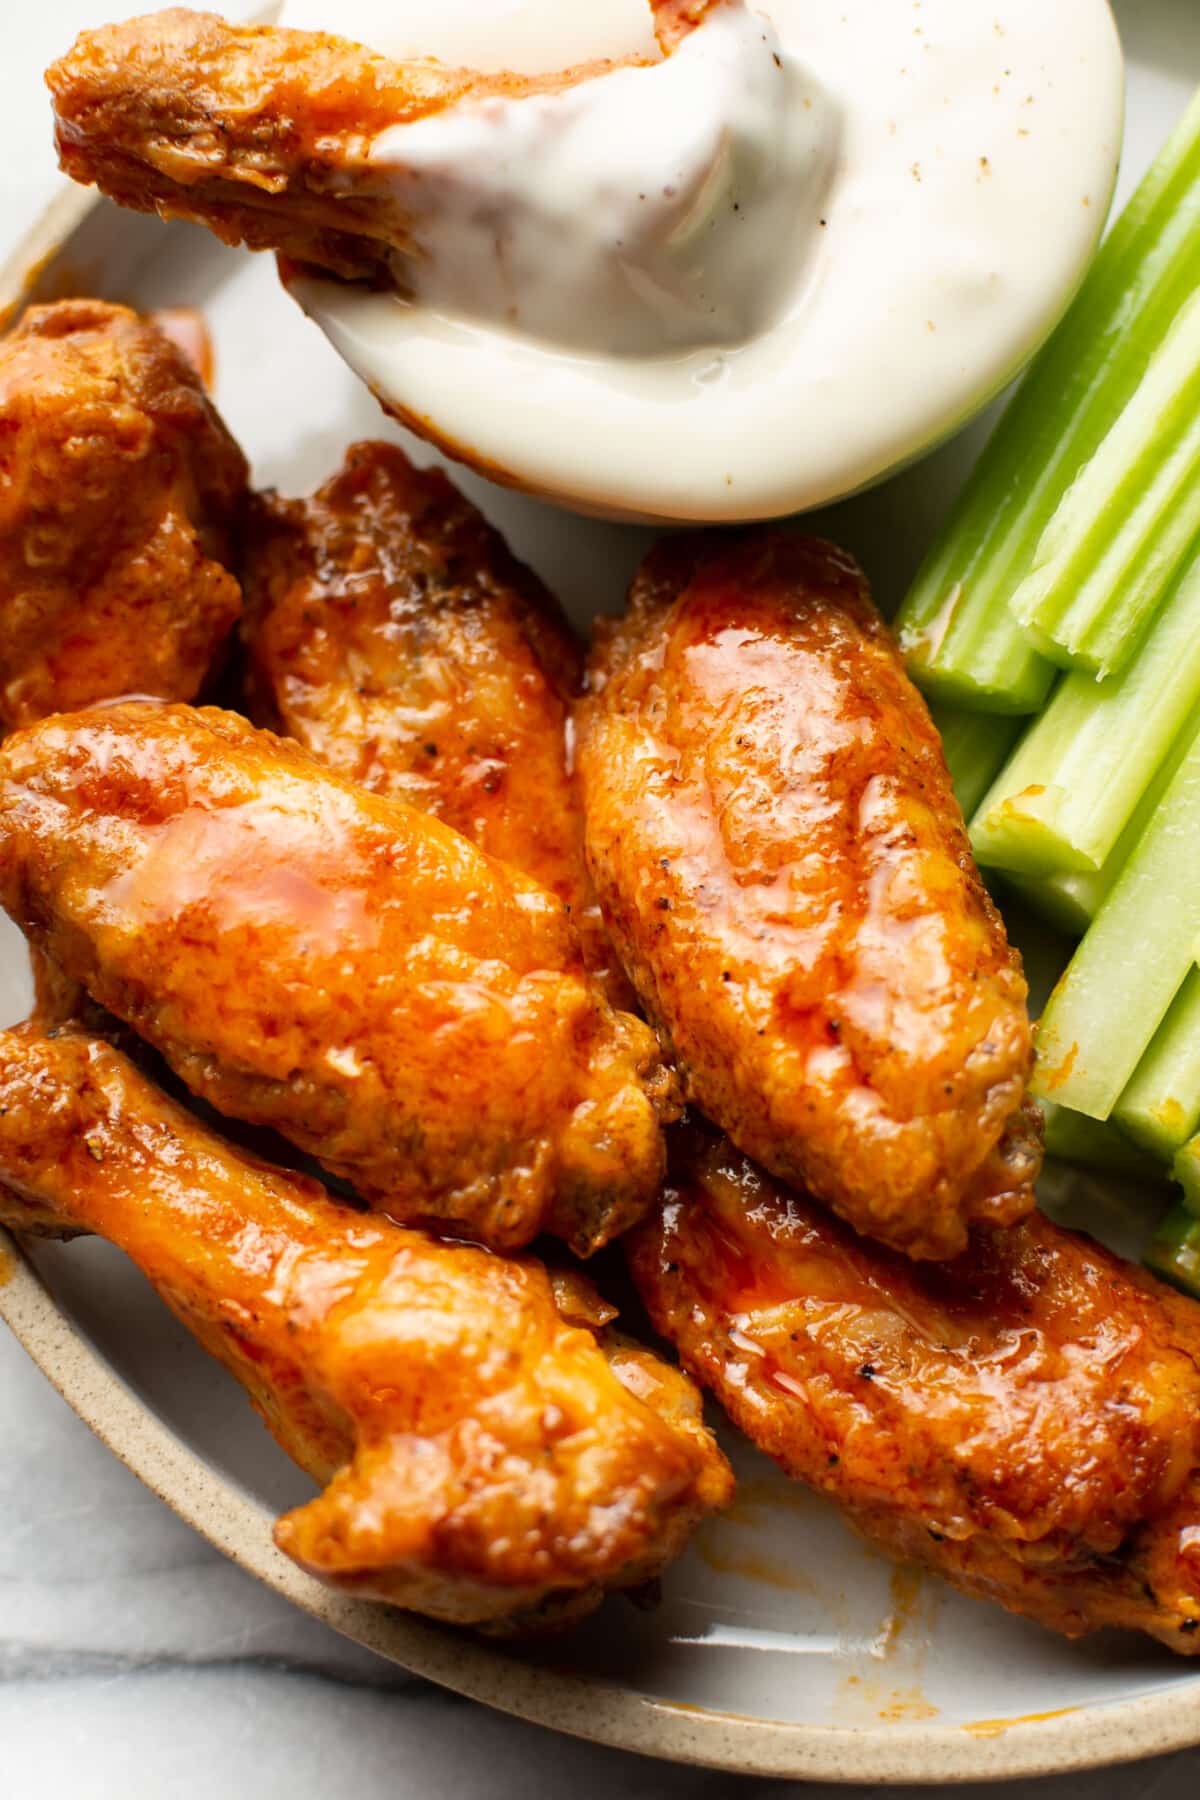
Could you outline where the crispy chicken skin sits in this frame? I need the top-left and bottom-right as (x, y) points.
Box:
(47, 4), (717, 284)
(0, 299), (245, 731)
(0, 701), (677, 1254)
(629, 1125), (1200, 1653)
(0, 1025), (730, 1629)
(240, 441), (629, 1005)
(578, 533), (1039, 1261)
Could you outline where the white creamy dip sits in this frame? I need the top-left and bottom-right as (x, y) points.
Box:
(362, 6), (833, 355)
(278, 0), (1124, 523)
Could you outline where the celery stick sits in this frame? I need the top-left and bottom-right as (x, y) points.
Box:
(1001, 720), (1200, 934)
(1031, 727), (1200, 1118)
(1001, 872), (1093, 938)
(1009, 292), (1200, 676)
(1113, 968), (1200, 1158)
(896, 88), (1200, 713)
(929, 704), (1023, 820)
(1040, 1100), (1165, 1182)
(1145, 1202), (1200, 1297)
(970, 544), (1200, 877)
(1174, 1134), (1200, 1216)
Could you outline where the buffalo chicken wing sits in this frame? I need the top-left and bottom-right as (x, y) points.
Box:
(47, 5), (717, 284)
(579, 533), (1039, 1260)
(629, 1125), (1200, 1653)
(240, 441), (628, 1003)
(0, 701), (677, 1253)
(0, 1025), (730, 1628)
(0, 299), (245, 730)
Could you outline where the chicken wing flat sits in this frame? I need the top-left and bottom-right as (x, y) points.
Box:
(0, 299), (246, 730)
(47, 4), (715, 284)
(629, 1124), (1200, 1653)
(0, 1024), (730, 1628)
(240, 441), (628, 1005)
(578, 532), (1039, 1261)
(0, 701), (677, 1254)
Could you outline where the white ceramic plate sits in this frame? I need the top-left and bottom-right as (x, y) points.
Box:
(2, 1), (1200, 1780)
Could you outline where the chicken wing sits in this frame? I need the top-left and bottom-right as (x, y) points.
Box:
(47, 4), (716, 284)
(628, 1123), (1200, 1653)
(0, 701), (677, 1254)
(0, 299), (246, 731)
(240, 441), (628, 1005)
(0, 1024), (730, 1628)
(578, 532), (1039, 1261)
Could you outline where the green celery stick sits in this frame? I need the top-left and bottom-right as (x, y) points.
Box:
(1000, 720), (1200, 934)
(896, 87), (1200, 713)
(928, 704), (1023, 820)
(1031, 726), (1200, 1119)
(1040, 1100), (1166, 1181)
(1175, 1134), (1200, 1216)
(1001, 872), (1093, 938)
(970, 543), (1200, 877)
(1145, 1201), (1200, 1297)
(1113, 968), (1200, 1157)
(1009, 292), (1200, 676)
(1005, 745), (1191, 930)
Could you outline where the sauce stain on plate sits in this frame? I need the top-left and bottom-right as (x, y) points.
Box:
(696, 1538), (817, 1594)
(870, 1565), (929, 1658)
(833, 1566), (944, 1725)
(962, 1706), (1080, 1739)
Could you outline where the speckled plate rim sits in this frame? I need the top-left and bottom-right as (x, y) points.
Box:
(2, 168), (1200, 1783)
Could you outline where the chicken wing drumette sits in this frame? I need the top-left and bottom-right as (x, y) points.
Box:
(578, 532), (1040, 1261)
(0, 1024), (730, 1629)
(47, 4), (716, 284)
(0, 701), (677, 1254)
(628, 1125), (1200, 1653)
(0, 299), (246, 730)
(240, 441), (628, 1004)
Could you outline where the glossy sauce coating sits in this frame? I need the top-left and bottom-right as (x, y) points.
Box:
(579, 533), (1038, 1260)
(629, 1125), (1200, 1653)
(47, 5), (716, 284)
(0, 299), (245, 730)
(0, 1026), (730, 1628)
(0, 702), (677, 1253)
(241, 441), (629, 1004)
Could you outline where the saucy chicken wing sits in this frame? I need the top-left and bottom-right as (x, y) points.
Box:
(578, 532), (1039, 1261)
(47, 4), (715, 284)
(0, 299), (246, 730)
(0, 1024), (730, 1628)
(629, 1124), (1200, 1653)
(0, 701), (677, 1254)
(240, 441), (628, 1004)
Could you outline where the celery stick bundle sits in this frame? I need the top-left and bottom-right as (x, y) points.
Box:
(1009, 291), (1200, 677)
(1005, 721), (1200, 937)
(971, 544), (1200, 878)
(1032, 725), (1200, 1120)
(902, 87), (1200, 1295)
(896, 89), (1200, 714)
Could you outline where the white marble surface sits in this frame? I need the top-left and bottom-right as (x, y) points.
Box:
(3, 6), (1200, 1796)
